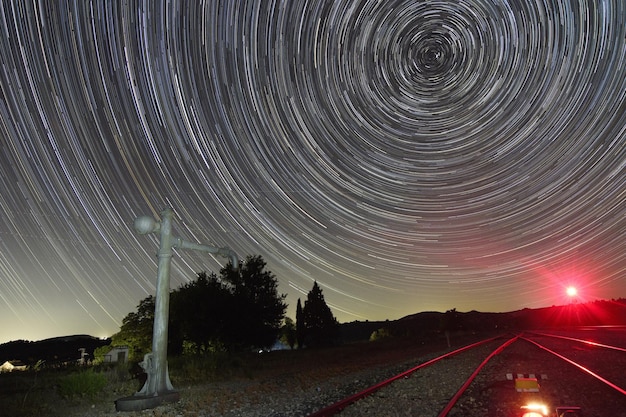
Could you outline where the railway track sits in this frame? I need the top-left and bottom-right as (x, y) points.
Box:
(307, 329), (626, 417)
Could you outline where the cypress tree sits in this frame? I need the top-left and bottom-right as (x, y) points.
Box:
(302, 281), (339, 347)
(296, 298), (305, 349)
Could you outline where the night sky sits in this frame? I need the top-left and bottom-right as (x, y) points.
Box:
(0, 1), (624, 344)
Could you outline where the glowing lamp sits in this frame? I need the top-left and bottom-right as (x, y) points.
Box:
(521, 403), (549, 416)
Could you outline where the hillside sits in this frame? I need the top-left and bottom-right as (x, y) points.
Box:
(339, 298), (626, 343)
(0, 335), (110, 366)
(2, 298), (624, 365)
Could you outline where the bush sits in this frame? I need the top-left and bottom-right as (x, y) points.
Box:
(58, 369), (107, 398)
(369, 327), (393, 342)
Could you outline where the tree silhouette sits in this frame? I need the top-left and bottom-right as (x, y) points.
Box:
(219, 255), (287, 350)
(170, 272), (231, 354)
(116, 255), (287, 355)
(296, 298), (305, 349)
(300, 281), (339, 347)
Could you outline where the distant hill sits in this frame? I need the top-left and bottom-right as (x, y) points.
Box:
(339, 298), (626, 343)
(0, 334), (111, 366)
(3, 299), (624, 365)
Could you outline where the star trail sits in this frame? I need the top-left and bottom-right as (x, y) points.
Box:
(0, 0), (624, 343)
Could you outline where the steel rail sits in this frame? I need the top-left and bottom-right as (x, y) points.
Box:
(436, 335), (519, 417)
(306, 335), (504, 417)
(308, 332), (625, 417)
(526, 331), (626, 352)
(522, 336), (626, 396)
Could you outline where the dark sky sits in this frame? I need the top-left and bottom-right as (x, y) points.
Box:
(0, 1), (624, 343)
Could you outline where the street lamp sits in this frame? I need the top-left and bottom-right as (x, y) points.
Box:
(116, 208), (238, 411)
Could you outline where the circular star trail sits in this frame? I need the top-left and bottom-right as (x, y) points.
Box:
(0, 0), (624, 342)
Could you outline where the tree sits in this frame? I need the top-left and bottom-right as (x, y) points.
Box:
(295, 298), (305, 349)
(280, 317), (297, 350)
(117, 254), (287, 356)
(111, 296), (155, 361)
(219, 255), (288, 350)
(170, 271), (232, 354)
(300, 281), (339, 348)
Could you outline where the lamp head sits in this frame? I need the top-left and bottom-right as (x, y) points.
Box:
(134, 216), (160, 235)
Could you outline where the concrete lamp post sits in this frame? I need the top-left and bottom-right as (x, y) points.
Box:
(116, 207), (238, 411)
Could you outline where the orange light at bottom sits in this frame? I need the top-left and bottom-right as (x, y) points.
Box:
(521, 403), (549, 416)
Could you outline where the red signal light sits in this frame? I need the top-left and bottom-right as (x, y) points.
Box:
(566, 286), (577, 297)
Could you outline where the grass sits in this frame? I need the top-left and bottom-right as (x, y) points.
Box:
(0, 363), (138, 417)
(57, 369), (108, 399)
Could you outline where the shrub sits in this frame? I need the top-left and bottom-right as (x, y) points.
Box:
(369, 327), (393, 342)
(58, 369), (107, 398)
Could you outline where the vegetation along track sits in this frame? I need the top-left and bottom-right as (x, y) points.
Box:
(308, 328), (626, 417)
